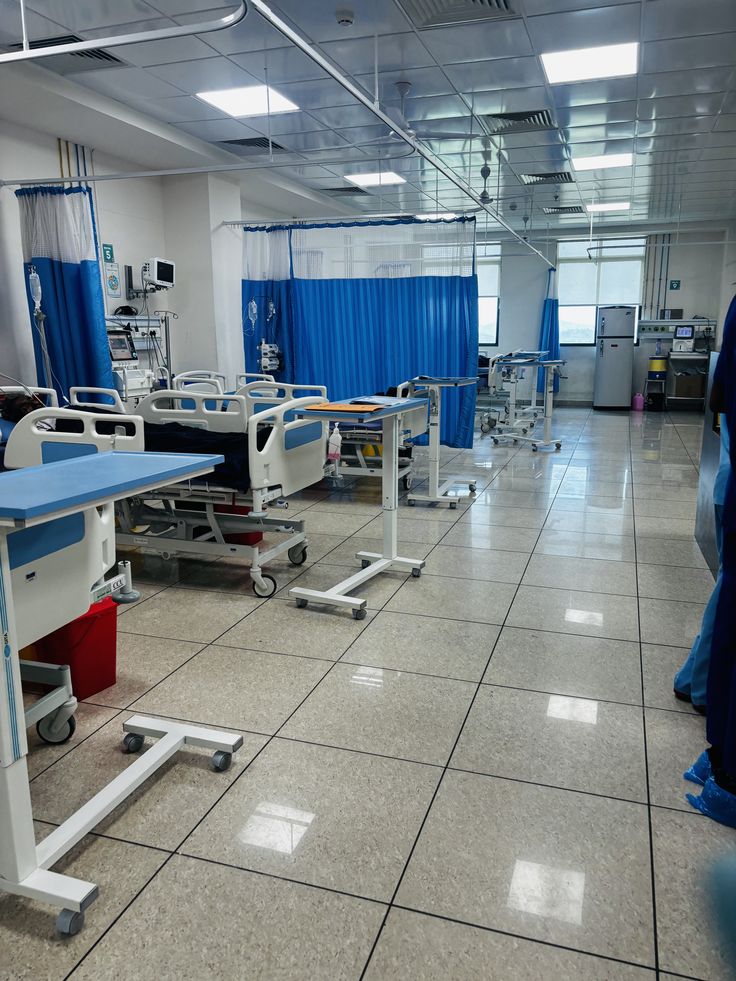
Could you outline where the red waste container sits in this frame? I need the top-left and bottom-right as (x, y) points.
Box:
(33, 598), (118, 700)
(215, 503), (263, 546)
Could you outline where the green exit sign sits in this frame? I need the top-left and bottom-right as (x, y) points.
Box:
(669, 279), (681, 290)
(102, 243), (115, 262)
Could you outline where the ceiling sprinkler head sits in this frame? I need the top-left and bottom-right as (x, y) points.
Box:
(336, 7), (354, 25)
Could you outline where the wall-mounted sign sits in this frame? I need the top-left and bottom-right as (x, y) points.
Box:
(105, 261), (121, 299)
(102, 243), (115, 262)
(669, 279), (681, 290)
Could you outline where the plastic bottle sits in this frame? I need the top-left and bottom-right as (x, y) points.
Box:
(327, 423), (342, 463)
(632, 392), (644, 411)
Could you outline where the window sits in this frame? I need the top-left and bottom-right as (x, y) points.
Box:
(557, 238), (645, 344)
(477, 245), (501, 345)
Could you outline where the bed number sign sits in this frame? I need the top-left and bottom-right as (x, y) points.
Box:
(102, 243), (115, 262)
(669, 279), (681, 290)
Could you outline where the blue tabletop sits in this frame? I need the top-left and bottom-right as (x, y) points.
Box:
(410, 376), (477, 387)
(0, 451), (223, 521)
(298, 396), (428, 424)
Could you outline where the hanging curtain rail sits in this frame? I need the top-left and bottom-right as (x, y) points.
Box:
(0, 0), (246, 63)
(224, 212), (480, 226)
(246, 0), (553, 269)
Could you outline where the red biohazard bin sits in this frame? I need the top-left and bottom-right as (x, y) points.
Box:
(33, 597), (118, 700)
(215, 503), (263, 546)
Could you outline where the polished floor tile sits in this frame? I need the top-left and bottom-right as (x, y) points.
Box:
(645, 708), (707, 812)
(534, 529), (636, 562)
(122, 550), (218, 585)
(71, 855), (385, 981)
(0, 832), (167, 980)
(633, 499), (696, 519)
(30, 713), (265, 849)
(422, 544), (529, 583)
(280, 662), (475, 765)
(507, 585), (640, 641)
(396, 771), (655, 964)
(458, 505), (548, 529)
(652, 808), (735, 981)
(344, 610), (497, 681)
(636, 563), (714, 604)
(523, 554), (637, 596)
(544, 510), (634, 536)
(360, 514), (458, 544)
(386, 574), (517, 625)
(634, 516), (696, 540)
(641, 643), (699, 714)
(276, 560), (408, 610)
(183, 738), (439, 901)
(484, 627), (642, 704)
(217, 594), (374, 659)
(366, 908), (655, 980)
(318, 536), (435, 568)
(634, 538), (709, 569)
(639, 597), (707, 648)
(440, 522), (539, 552)
(118, 586), (261, 643)
(132, 646), (331, 734)
(451, 686), (647, 801)
(90, 633), (205, 709)
(552, 495), (633, 514)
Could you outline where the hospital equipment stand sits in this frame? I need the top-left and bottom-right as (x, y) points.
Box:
(400, 377), (478, 508)
(290, 399), (428, 618)
(513, 360), (565, 452)
(0, 452), (242, 935)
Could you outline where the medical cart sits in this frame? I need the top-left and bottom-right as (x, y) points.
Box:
(0, 452), (242, 936)
(398, 376), (478, 508)
(511, 360), (565, 452)
(290, 397), (428, 618)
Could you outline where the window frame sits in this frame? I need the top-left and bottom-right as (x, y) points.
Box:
(477, 248), (501, 348)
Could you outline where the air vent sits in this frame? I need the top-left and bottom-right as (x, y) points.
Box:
(485, 109), (555, 136)
(221, 137), (288, 152)
(6, 34), (125, 73)
(542, 205), (585, 215)
(398, 0), (515, 30)
(324, 187), (370, 195)
(520, 171), (574, 185)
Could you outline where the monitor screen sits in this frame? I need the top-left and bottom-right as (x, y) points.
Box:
(675, 325), (694, 339)
(156, 261), (175, 285)
(108, 332), (134, 361)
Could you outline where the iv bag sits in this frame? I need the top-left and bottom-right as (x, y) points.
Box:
(245, 298), (258, 336)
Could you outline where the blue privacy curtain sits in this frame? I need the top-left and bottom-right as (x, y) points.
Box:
(15, 186), (112, 400)
(537, 266), (560, 393)
(242, 218), (478, 447)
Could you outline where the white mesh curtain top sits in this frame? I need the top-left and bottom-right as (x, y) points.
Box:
(16, 187), (97, 264)
(242, 226), (291, 280)
(242, 218), (476, 280)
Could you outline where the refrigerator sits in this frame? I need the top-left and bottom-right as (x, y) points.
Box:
(593, 306), (637, 409)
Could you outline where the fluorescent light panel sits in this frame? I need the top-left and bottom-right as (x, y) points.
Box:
(196, 85), (298, 117)
(586, 202), (631, 213)
(572, 153), (633, 172)
(416, 212), (457, 220)
(540, 42), (638, 84)
(344, 171), (406, 187)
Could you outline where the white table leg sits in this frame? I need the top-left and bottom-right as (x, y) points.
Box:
(408, 384), (478, 507)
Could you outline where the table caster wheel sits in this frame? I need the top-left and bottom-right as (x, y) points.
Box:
(402, 474), (413, 491)
(407, 498), (416, 507)
(288, 544), (307, 566)
(522, 428), (527, 435)
(555, 442), (562, 450)
(411, 567), (422, 578)
(492, 438), (499, 446)
(532, 445), (538, 453)
(469, 483), (477, 493)
(211, 750), (232, 772)
(253, 574), (277, 598)
(295, 598), (308, 609)
(57, 909), (84, 936)
(480, 422), (491, 434)
(449, 501), (457, 509)
(122, 733), (145, 754)
(36, 714), (76, 745)
(352, 607), (367, 620)
(160, 551), (172, 561)
(361, 559), (371, 569)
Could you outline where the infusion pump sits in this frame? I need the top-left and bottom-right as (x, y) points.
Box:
(108, 329), (155, 403)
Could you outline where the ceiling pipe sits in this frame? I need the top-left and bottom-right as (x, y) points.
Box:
(0, 1), (246, 64)
(247, 0), (554, 268)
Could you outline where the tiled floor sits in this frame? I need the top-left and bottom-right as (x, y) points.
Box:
(6, 408), (736, 980)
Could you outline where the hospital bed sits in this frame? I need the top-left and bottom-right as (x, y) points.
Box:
(63, 384), (327, 597)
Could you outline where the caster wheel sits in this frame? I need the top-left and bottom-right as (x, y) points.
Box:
(555, 443), (562, 450)
(295, 598), (308, 609)
(36, 714), (76, 746)
(288, 545), (307, 566)
(352, 607), (367, 620)
(57, 909), (84, 937)
(522, 428), (528, 435)
(122, 732), (145, 754)
(492, 438), (499, 446)
(480, 422), (491, 434)
(211, 750), (232, 773)
(407, 498), (416, 507)
(160, 551), (172, 561)
(402, 475), (413, 491)
(449, 501), (458, 510)
(253, 574), (277, 598)
(532, 445), (538, 453)
(361, 559), (371, 569)
(411, 567), (422, 578)
(469, 484), (477, 493)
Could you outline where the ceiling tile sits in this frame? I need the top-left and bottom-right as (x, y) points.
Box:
(318, 32), (433, 75)
(715, 116), (736, 133)
(556, 102), (638, 128)
(564, 122), (637, 142)
(643, 34), (736, 74)
(176, 117), (262, 140)
(420, 18), (533, 64)
(65, 66), (186, 99)
(174, 6), (287, 54)
(526, 3), (640, 51)
(469, 87), (552, 116)
(26, 0), (163, 30)
(643, 0), (736, 41)
(445, 57), (545, 93)
(241, 111), (328, 136)
(552, 77), (638, 108)
(0, 0), (66, 44)
(114, 35), (216, 67)
(355, 66), (455, 100)
(274, 76), (360, 109)
(228, 46), (327, 84)
(258, 0), (411, 43)
(638, 93), (726, 120)
(638, 67), (733, 100)
(309, 104), (391, 129)
(129, 94), (228, 122)
(277, 130), (349, 152)
(146, 55), (261, 92)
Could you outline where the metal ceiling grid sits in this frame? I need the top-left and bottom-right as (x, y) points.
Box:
(4, 0), (736, 228)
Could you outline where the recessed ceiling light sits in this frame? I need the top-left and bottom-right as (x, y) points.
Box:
(344, 172), (406, 188)
(586, 202), (631, 213)
(196, 85), (298, 117)
(416, 211), (457, 220)
(540, 42), (638, 84)
(571, 153), (634, 171)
